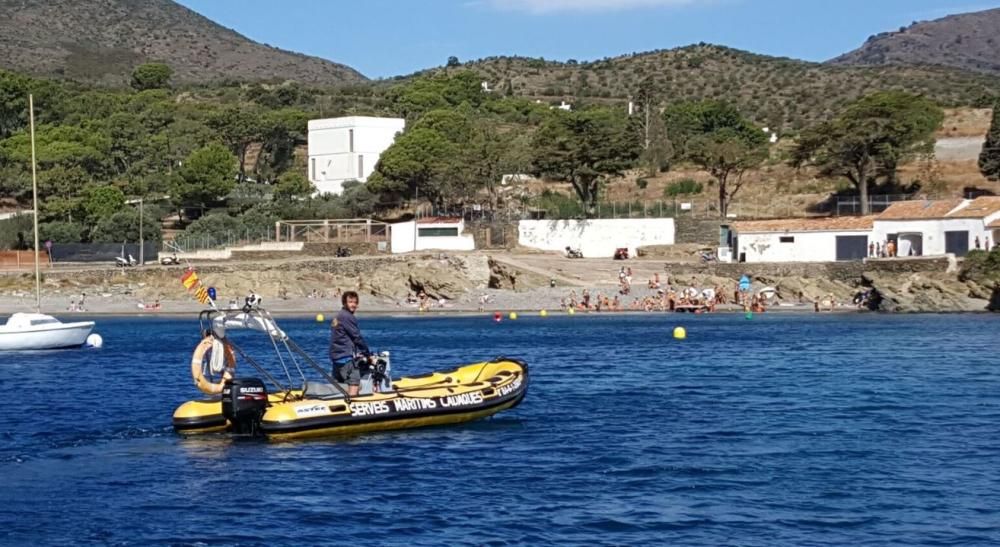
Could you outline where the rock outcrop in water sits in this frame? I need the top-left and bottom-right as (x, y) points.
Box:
(864, 271), (990, 313)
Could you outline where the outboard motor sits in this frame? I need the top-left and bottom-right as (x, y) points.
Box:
(221, 378), (268, 435)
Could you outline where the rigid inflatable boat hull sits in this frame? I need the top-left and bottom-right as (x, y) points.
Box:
(172, 358), (528, 440)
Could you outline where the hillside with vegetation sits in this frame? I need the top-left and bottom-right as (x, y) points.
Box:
(831, 8), (1000, 76)
(0, 0), (366, 86)
(426, 44), (1000, 132)
(5, 60), (989, 254)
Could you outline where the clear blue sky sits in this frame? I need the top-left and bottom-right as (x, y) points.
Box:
(174, 0), (1000, 79)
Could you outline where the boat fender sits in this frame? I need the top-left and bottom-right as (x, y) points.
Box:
(191, 336), (235, 395)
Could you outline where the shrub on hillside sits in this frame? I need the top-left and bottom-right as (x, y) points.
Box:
(664, 178), (704, 197)
(39, 221), (86, 244)
(90, 209), (162, 243)
(181, 212), (244, 240)
(534, 190), (584, 218)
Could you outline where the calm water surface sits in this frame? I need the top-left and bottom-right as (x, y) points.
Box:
(1, 313), (999, 546)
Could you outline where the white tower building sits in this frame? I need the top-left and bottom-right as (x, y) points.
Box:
(307, 116), (405, 195)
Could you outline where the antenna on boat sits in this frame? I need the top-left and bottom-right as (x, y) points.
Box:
(28, 94), (40, 314)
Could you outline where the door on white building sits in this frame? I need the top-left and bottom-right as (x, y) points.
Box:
(945, 230), (969, 256)
(992, 228), (1000, 250)
(898, 233), (923, 257)
(835, 235), (868, 261)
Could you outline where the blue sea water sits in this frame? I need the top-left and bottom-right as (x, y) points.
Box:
(1, 312), (999, 546)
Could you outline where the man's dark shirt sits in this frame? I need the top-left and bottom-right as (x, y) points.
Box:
(329, 307), (371, 363)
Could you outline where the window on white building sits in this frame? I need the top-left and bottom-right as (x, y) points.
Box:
(349, 129), (354, 153)
(358, 155), (364, 178)
(779, 236), (794, 243)
(310, 158), (316, 181)
(418, 227), (459, 237)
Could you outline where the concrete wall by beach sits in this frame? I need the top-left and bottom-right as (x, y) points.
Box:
(872, 219), (989, 256)
(177, 242), (304, 261)
(736, 231), (870, 263)
(518, 218), (675, 258)
(390, 220), (476, 253)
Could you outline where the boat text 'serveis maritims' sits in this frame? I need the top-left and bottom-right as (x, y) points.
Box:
(172, 308), (528, 441)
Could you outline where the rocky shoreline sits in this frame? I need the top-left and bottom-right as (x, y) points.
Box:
(0, 251), (995, 315)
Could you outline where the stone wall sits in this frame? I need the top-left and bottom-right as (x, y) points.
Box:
(864, 256), (952, 274)
(228, 250), (306, 261)
(302, 242), (387, 256)
(674, 218), (723, 245)
(467, 222), (518, 249)
(664, 256), (950, 283)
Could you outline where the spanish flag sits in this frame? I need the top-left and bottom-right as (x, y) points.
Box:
(181, 270), (199, 290)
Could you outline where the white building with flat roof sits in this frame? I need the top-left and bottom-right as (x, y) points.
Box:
(307, 116), (405, 195)
(390, 217), (476, 253)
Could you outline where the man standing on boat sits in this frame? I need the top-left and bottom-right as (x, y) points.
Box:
(330, 290), (372, 396)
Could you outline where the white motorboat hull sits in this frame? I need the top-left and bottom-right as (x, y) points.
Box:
(0, 321), (95, 350)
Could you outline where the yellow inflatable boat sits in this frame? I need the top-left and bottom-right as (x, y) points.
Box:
(172, 308), (528, 440)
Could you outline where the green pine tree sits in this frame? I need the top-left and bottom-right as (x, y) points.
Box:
(980, 101), (1000, 181)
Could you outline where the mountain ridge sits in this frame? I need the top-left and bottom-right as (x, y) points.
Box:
(0, 0), (367, 86)
(829, 7), (1000, 75)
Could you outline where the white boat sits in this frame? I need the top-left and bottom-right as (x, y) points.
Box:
(0, 94), (99, 351)
(0, 313), (95, 351)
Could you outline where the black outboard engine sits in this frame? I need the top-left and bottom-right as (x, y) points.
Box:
(221, 378), (268, 435)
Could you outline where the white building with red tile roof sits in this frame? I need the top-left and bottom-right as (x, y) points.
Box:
(729, 196), (1000, 262)
(872, 196), (1000, 256)
(730, 216), (876, 263)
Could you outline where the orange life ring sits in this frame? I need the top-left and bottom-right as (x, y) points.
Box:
(190, 336), (236, 395)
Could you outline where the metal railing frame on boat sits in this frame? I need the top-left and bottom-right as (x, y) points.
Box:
(197, 308), (354, 403)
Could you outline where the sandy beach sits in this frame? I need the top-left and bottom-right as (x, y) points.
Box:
(0, 284), (834, 317)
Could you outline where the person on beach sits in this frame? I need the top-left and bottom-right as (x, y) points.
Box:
(329, 290), (372, 397)
(648, 273), (661, 290)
